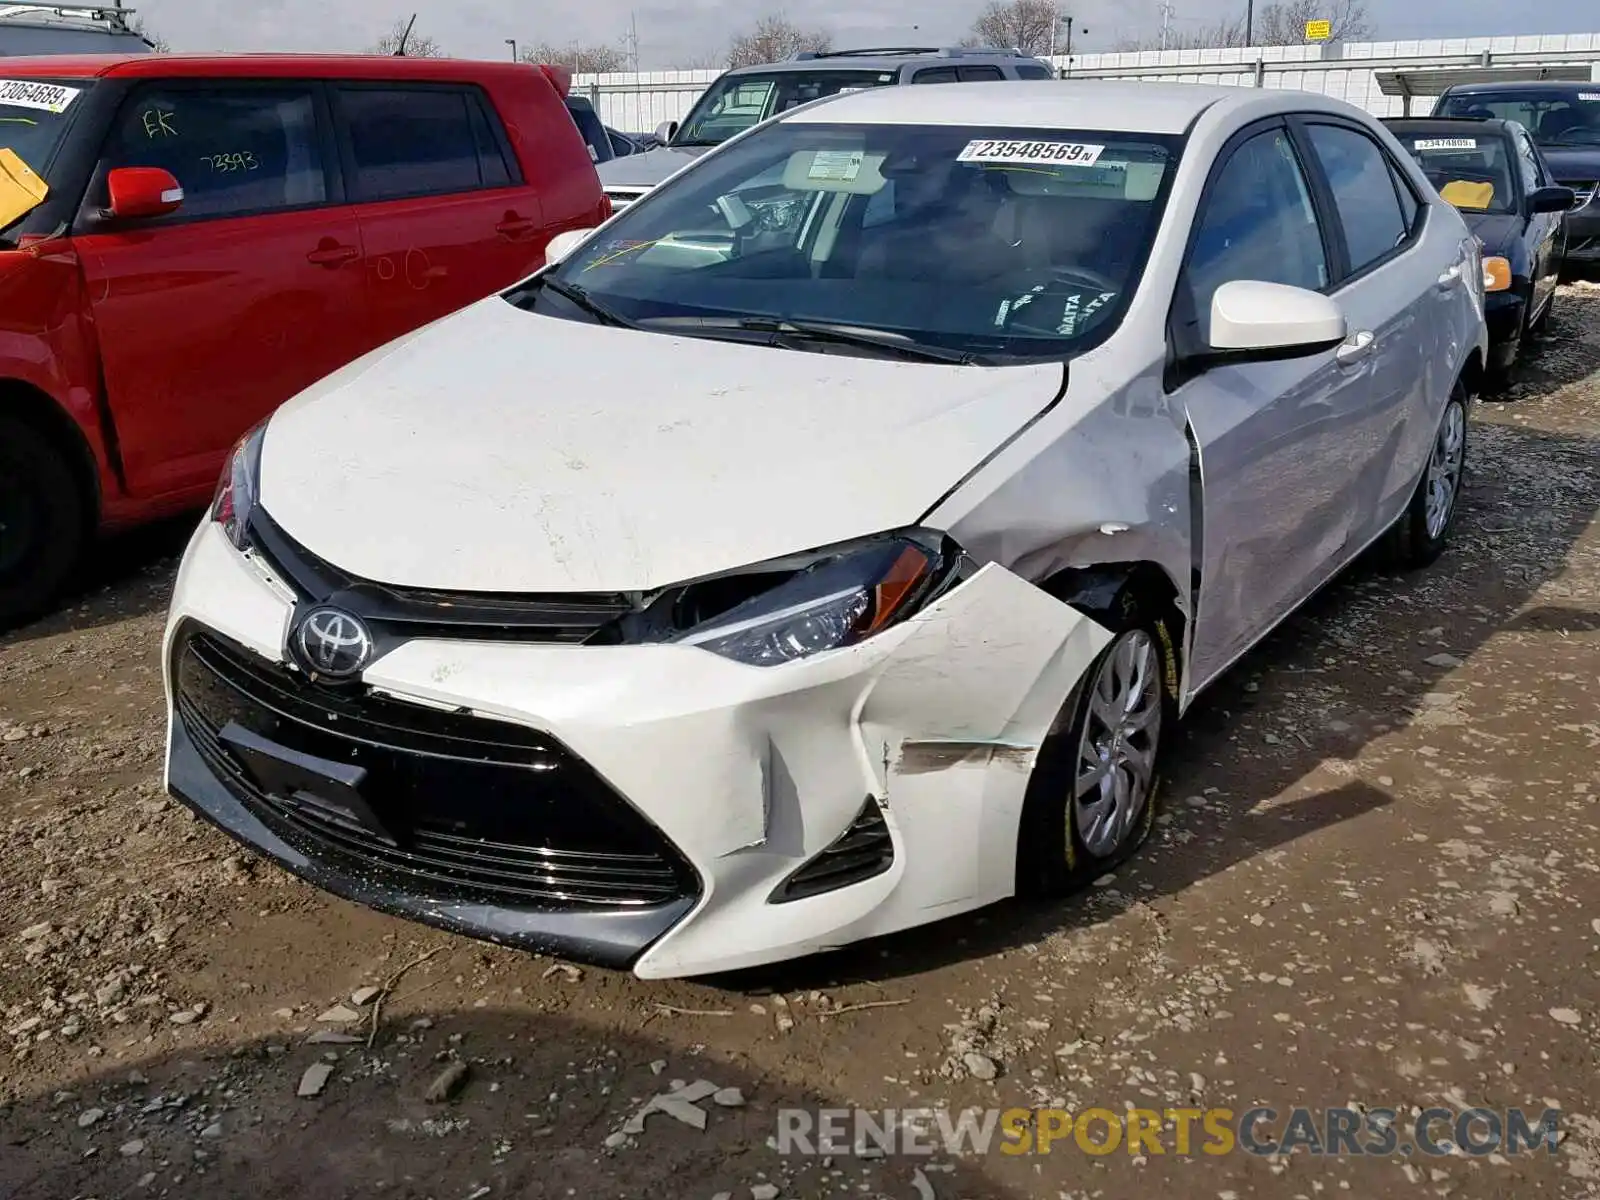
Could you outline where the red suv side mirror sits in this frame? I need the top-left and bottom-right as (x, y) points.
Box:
(105, 167), (184, 220)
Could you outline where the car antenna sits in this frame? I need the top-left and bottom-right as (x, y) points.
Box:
(393, 11), (417, 56)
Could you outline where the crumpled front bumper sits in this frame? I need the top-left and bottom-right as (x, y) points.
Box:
(162, 520), (1110, 978)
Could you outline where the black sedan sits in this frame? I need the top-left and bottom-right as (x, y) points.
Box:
(1385, 117), (1576, 380)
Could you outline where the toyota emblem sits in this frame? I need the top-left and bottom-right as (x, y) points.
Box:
(293, 607), (374, 679)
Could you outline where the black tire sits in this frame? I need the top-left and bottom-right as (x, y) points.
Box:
(0, 414), (87, 630)
(1386, 385), (1469, 571)
(1016, 588), (1180, 898)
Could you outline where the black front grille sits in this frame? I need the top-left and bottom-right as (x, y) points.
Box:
(173, 626), (698, 911)
(247, 507), (634, 645)
(772, 796), (894, 903)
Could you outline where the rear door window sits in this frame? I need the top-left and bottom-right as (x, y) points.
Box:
(337, 86), (508, 202)
(94, 83), (326, 221)
(957, 65), (1006, 82)
(1015, 63), (1056, 79)
(912, 67), (959, 84)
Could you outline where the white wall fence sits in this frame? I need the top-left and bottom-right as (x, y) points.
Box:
(574, 32), (1600, 132)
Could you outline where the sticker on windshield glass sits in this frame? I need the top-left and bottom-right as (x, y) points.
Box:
(0, 79), (81, 114)
(808, 149), (864, 182)
(1413, 137), (1477, 151)
(1580, 92), (1600, 101)
(958, 139), (1104, 166)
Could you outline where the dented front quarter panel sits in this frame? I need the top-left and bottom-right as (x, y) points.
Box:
(928, 347), (1196, 696)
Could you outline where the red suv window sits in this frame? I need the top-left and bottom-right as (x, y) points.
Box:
(337, 85), (513, 202)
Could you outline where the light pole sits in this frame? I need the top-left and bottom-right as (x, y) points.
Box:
(1245, 0), (1254, 46)
(506, 38), (517, 61)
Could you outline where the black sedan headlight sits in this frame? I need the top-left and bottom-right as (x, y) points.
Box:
(601, 529), (964, 667)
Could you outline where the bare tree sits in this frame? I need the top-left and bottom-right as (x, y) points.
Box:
(1114, 0), (1369, 50)
(969, 0), (1067, 56)
(520, 42), (631, 73)
(366, 16), (446, 57)
(726, 14), (832, 68)
(126, 14), (170, 52)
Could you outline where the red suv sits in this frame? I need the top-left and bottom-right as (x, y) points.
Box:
(0, 54), (607, 626)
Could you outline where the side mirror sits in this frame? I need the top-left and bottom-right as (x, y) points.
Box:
(105, 166), (183, 220)
(1528, 185), (1578, 214)
(543, 227), (594, 266)
(655, 119), (679, 145)
(1208, 280), (1347, 359)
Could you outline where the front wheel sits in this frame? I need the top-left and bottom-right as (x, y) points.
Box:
(0, 415), (87, 630)
(1016, 604), (1177, 897)
(1386, 388), (1468, 571)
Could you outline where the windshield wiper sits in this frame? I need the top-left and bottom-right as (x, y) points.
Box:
(640, 315), (975, 364)
(538, 276), (640, 330)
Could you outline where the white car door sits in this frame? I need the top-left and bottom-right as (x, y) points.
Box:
(1292, 116), (1457, 549)
(1170, 121), (1388, 692)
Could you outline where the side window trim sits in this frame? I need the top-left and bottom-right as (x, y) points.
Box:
(1287, 114), (1419, 291)
(78, 77), (338, 231)
(331, 80), (503, 204)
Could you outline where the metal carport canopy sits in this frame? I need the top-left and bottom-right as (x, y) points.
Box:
(1378, 64), (1595, 114)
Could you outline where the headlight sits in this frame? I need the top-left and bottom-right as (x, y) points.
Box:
(1482, 256), (1512, 293)
(210, 422), (266, 550)
(648, 531), (955, 667)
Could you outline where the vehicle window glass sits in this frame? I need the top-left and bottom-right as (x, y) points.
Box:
(1435, 90), (1600, 148)
(1390, 128), (1516, 214)
(957, 66), (1006, 82)
(339, 87), (484, 201)
(564, 97), (612, 164)
(674, 71), (898, 147)
(1305, 123), (1407, 273)
(1184, 128), (1327, 322)
(531, 121), (1182, 361)
(97, 84), (325, 220)
(1389, 158), (1420, 230)
(469, 95), (513, 185)
(1015, 63), (1056, 80)
(0, 78), (92, 185)
(913, 67), (960, 84)
(1515, 133), (1542, 191)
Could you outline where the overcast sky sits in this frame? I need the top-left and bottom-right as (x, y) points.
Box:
(133, 0), (1598, 70)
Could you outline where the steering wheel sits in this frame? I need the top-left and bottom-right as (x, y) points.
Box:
(1002, 265), (1123, 334)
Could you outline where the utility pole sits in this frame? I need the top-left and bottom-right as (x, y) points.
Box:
(627, 11), (639, 72)
(1245, 0), (1254, 46)
(1159, 0), (1173, 50)
(505, 38), (517, 61)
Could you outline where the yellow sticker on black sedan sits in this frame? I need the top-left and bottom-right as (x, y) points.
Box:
(958, 139), (1104, 166)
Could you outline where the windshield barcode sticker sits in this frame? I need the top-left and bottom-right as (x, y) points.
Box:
(1414, 138), (1478, 151)
(1580, 92), (1600, 101)
(958, 139), (1104, 165)
(0, 79), (81, 113)
(808, 150), (864, 181)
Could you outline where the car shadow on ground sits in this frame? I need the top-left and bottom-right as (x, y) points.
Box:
(712, 412), (1600, 992)
(0, 1010), (1022, 1200)
(0, 512), (196, 646)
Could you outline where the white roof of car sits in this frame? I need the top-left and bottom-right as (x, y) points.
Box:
(785, 79), (1319, 135)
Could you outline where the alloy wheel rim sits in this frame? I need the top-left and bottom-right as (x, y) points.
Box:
(1073, 630), (1163, 860)
(1425, 400), (1466, 541)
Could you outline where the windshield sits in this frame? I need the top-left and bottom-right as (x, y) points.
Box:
(0, 77), (89, 177)
(1436, 89), (1600, 147)
(673, 70), (901, 147)
(1391, 130), (1517, 213)
(529, 121), (1181, 363)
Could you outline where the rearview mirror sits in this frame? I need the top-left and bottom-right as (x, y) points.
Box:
(1528, 185), (1578, 214)
(105, 166), (183, 220)
(655, 119), (679, 145)
(543, 228), (594, 266)
(1208, 280), (1346, 358)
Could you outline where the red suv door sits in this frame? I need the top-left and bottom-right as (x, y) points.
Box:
(331, 82), (545, 348)
(70, 80), (367, 499)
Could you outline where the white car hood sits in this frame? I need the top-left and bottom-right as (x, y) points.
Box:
(259, 298), (1063, 594)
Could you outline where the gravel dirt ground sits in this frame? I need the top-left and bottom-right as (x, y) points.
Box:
(2, 287), (1598, 1200)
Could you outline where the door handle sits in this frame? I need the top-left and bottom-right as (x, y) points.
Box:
(495, 215), (540, 240)
(1335, 330), (1375, 366)
(306, 242), (359, 267)
(1436, 263), (1463, 291)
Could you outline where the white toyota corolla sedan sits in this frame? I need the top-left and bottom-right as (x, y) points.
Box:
(163, 82), (1487, 979)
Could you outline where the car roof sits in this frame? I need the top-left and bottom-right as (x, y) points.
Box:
(784, 79), (1350, 136)
(1385, 116), (1517, 137)
(725, 46), (1046, 76)
(0, 53), (551, 82)
(1440, 79), (1593, 94)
